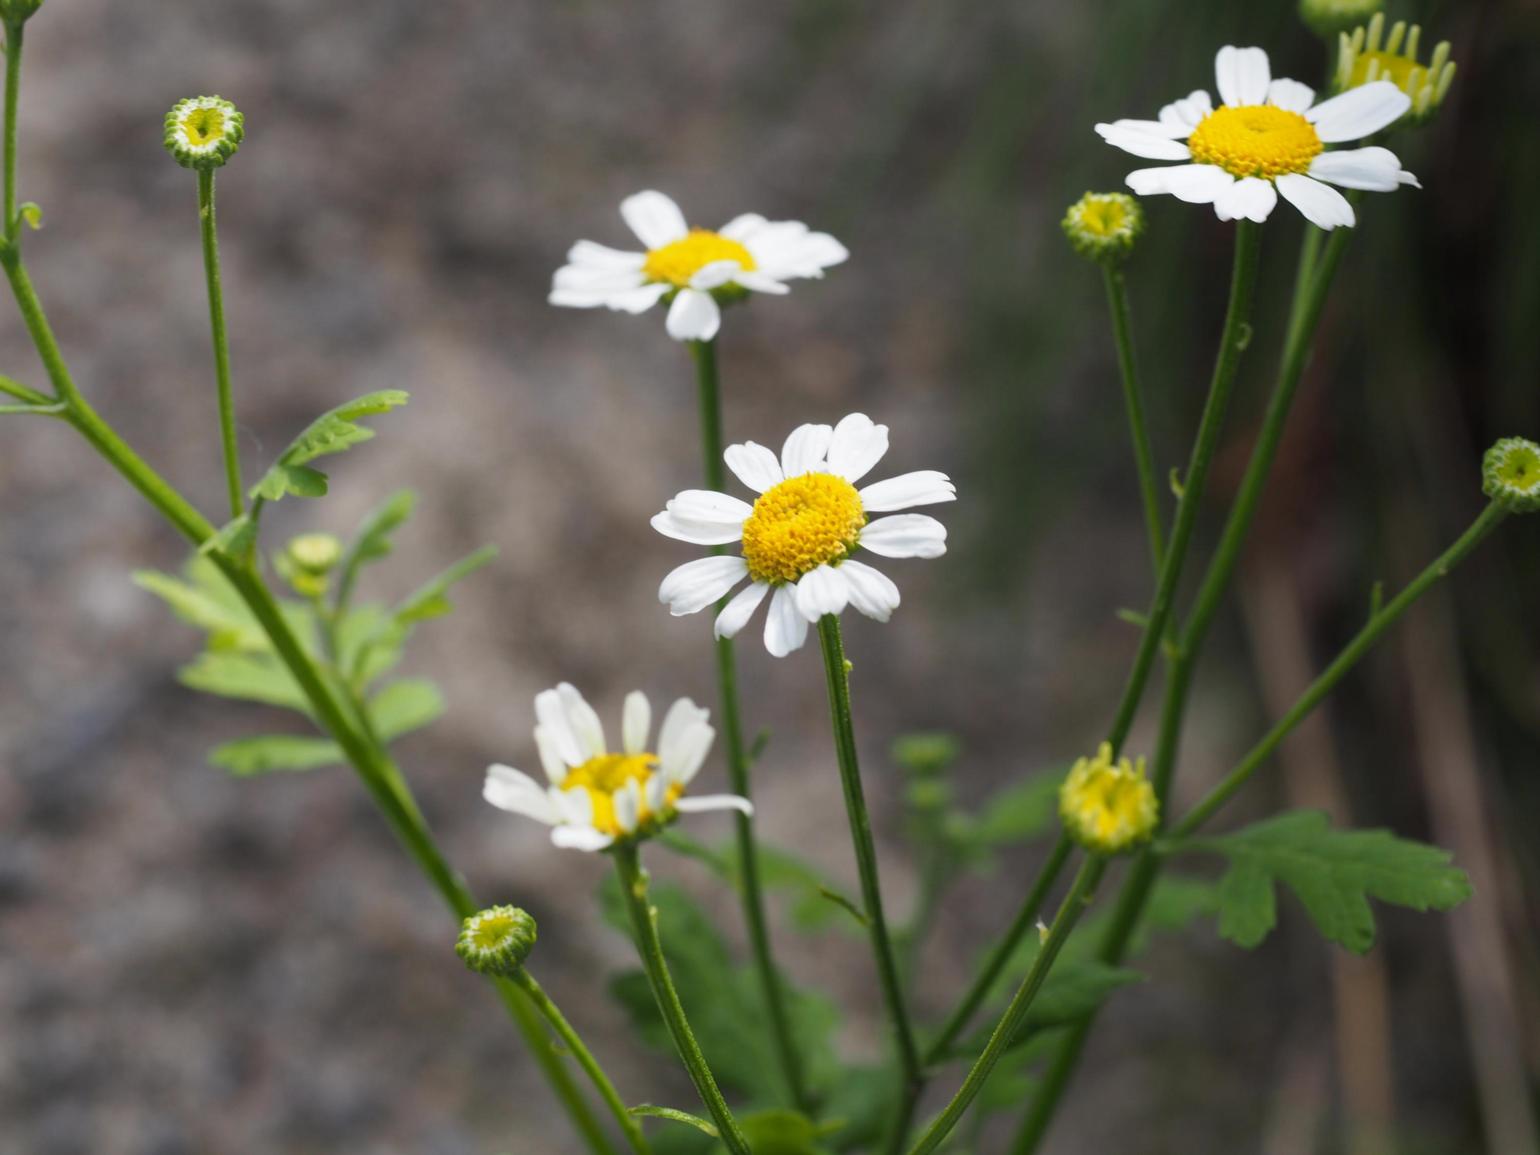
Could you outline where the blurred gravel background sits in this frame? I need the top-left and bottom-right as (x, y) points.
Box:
(0, 1), (1536, 1152)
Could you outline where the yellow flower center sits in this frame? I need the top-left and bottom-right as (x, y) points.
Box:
(1497, 447), (1540, 493)
(740, 472), (866, 585)
(1060, 744), (1158, 854)
(1187, 105), (1323, 179)
(1349, 50), (1419, 90)
(561, 752), (677, 836)
(1073, 196), (1135, 238)
(643, 229), (756, 288)
(181, 107), (228, 147)
(466, 911), (520, 952)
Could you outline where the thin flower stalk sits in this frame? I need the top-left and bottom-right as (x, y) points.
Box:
(1102, 265), (1166, 571)
(196, 166), (244, 520)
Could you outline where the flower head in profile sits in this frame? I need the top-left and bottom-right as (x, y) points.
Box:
(549, 191), (848, 342)
(653, 413), (954, 657)
(1335, 16), (1456, 126)
(1060, 743), (1158, 855)
(483, 684), (750, 852)
(1096, 45), (1417, 229)
(164, 96), (245, 169)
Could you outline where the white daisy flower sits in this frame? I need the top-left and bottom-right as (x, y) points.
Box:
(483, 684), (751, 853)
(548, 190), (849, 342)
(1096, 45), (1419, 229)
(653, 413), (955, 658)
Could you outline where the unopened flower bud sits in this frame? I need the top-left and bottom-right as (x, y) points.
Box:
(1059, 742), (1158, 855)
(1482, 438), (1540, 514)
(456, 905), (537, 977)
(165, 96), (244, 170)
(891, 732), (961, 776)
(1062, 192), (1143, 267)
(277, 532), (342, 598)
(1299, 0), (1382, 41)
(0, 0), (45, 27)
(1334, 16), (1456, 126)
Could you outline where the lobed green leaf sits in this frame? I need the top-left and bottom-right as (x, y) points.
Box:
(209, 734), (344, 776)
(249, 390), (409, 504)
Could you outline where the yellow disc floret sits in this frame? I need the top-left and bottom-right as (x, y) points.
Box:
(740, 472), (866, 585)
(1187, 105), (1323, 179)
(643, 229), (756, 287)
(1060, 743), (1159, 855)
(560, 752), (677, 835)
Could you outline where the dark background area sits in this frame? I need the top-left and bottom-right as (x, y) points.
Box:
(0, 1), (1535, 1152)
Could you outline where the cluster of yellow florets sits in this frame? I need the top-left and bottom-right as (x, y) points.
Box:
(1062, 192), (1144, 266)
(740, 473), (867, 585)
(1483, 438), (1540, 514)
(1187, 106), (1323, 180)
(1334, 15), (1456, 126)
(643, 230), (756, 288)
(164, 95), (245, 170)
(1059, 742), (1159, 855)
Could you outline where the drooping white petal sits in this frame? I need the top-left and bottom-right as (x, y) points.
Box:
(613, 780), (641, 834)
(747, 227), (848, 279)
(1215, 45), (1271, 108)
(551, 825), (614, 852)
(839, 559), (901, 622)
(534, 726), (571, 784)
(622, 691), (651, 756)
(556, 786), (594, 827)
(781, 423), (834, 477)
(690, 259), (743, 290)
(666, 288), (722, 342)
(718, 212), (769, 242)
(1213, 176), (1278, 223)
(566, 240), (646, 269)
(1267, 78), (1316, 113)
(1103, 117), (1191, 140)
(715, 581), (771, 639)
(659, 555), (749, 616)
(1158, 89), (1212, 134)
(605, 283), (673, 315)
(732, 271), (792, 295)
(825, 413), (890, 483)
(550, 281), (668, 314)
(651, 510), (746, 546)
(794, 565), (851, 621)
(534, 688), (583, 766)
(1126, 164), (1235, 205)
(858, 470), (956, 512)
(661, 721), (714, 787)
(1307, 146), (1412, 191)
(1305, 80), (1411, 142)
(764, 585), (810, 658)
(658, 698), (711, 773)
(665, 490), (755, 525)
(557, 683), (606, 760)
(724, 441), (784, 493)
(620, 190), (690, 249)
(645, 774), (667, 814)
(483, 765), (560, 824)
(1095, 124), (1193, 161)
(1275, 173), (1356, 229)
(675, 794), (755, 816)
(553, 264), (650, 292)
(859, 514), (948, 559)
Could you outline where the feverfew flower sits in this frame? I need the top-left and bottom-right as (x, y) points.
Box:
(164, 96), (244, 170)
(1059, 743), (1158, 855)
(483, 684), (751, 852)
(1096, 45), (1418, 230)
(1482, 438), (1540, 514)
(1335, 16), (1456, 126)
(653, 413), (954, 658)
(549, 190), (848, 342)
(455, 906), (537, 977)
(1062, 191), (1144, 265)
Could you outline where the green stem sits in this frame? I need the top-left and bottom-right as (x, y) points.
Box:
(3, 20), (18, 245)
(613, 842), (751, 1155)
(0, 372), (48, 404)
(689, 337), (810, 1111)
(514, 969), (653, 1155)
(814, 615), (924, 1148)
(923, 834), (1072, 1065)
(906, 856), (1107, 1155)
(196, 167), (244, 520)
(1102, 265), (1166, 572)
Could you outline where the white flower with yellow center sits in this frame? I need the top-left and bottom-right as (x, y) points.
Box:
(483, 684), (751, 852)
(1097, 45), (1418, 229)
(549, 190), (848, 341)
(653, 413), (954, 657)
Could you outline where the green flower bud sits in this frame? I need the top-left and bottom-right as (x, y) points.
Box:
(276, 532), (343, 598)
(1334, 16), (1456, 126)
(1299, 0), (1382, 41)
(0, 0), (45, 27)
(456, 905), (537, 977)
(164, 96), (244, 170)
(1059, 743), (1158, 856)
(1482, 438), (1540, 514)
(891, 732), (961, 776)
(1062, 192), (1143, 267)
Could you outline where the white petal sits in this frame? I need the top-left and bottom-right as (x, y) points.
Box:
(1095, 124), (1193, 161)
(556, 786), (594, 827)
(658, 698), (711, 774)
(858, 470), (955, 512)
(1213, 176), (1278, 223)
(557, 683), (606, 760)
(665, 489), (754, 525)
(825, 413), (890, 483)
(1307, 146), (1410, 191)
(839, 559), (901, 623)
(605, 283), (672, 315)
(764, 585), (810, 658)
(553, 264), (650, 292)
(534, 688), (583, 766)
(714, 581), (771, 639)
(675, 794), (754, 816)
(534, 726), (571, 784)
(724, 441), (784, 493)
(781, 423), (834, 477)
(732, 271), (792, 295)
(1104, 117), (1191, 140)
(483, 765), (559, 824)
(1158, 89), (1212, 134)
(658, 555), (749, 616)
(859, 514), (948, 559)
(614, 780), (641, 834)
(551, 825), (614, 852)
(622, 691), (651, 756)
(1267, 78), (1316, 113)
(666, 289), (722, 342)
(719, 212), (768, 242)
(620, 190), (689, 249)
(651, 511), (745, 546)
(747, 228), (848, 279)
(645, 774), (667, 813)
(1126, 164), (1235, 205)
(1275, 173), (1356, 230)
(794, 565), (850, 621)
(662, 721), (714, 787)
(1215, 46), (1270, 108)
(566, 240), (646, 269)
(690, 259), (743, 290)
(1305, 81), (1411, 142)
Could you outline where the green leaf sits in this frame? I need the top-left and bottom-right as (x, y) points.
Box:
(249, 390), (409, 503)
(338, 489), (417, 599)
(135, 568), (268, 652)
(394, 545), (497, 625)
(178, 651), (310, 713)
(954, 959), (1143, 1059)
(630, 1105), (717, 1138)
(738, 1110), (832, 1155)
(974, 768), (1064, 846)
(209, 735), (344, 776)
(368, 678), (445, 742)
(1181, 810), (1473, 953)
(197, 514), (257, 559)
(334, 604), (403, 687)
